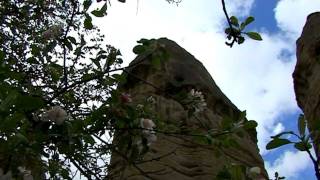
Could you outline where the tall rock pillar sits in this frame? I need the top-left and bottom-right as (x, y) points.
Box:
(293, 12), (320, 159)
(109, 38), (267, 179)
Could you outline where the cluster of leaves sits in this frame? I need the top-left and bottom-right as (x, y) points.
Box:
(224, 16), (262, 47)
(0, 0), (133, 179)
(132, 38), (170, 69)
(266, 114), (312, 152)
(266, 114), (320, 179)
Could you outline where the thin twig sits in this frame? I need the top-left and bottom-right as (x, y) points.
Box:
(62, 1), (77, 88)
(221, 0), (237, 47)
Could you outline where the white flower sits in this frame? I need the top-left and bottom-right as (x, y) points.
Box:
(146, 96), (156, 104)
(140, 118), (156, 134)
(136, 104), (144, 110)
(44, 106), (67, 125)
(188, 89), (207, 113)
(140, 118), (157, 146)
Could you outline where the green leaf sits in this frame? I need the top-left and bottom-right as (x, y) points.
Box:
(91, 58), (101, 70)
(237, 36), (245, 44)
(132, 45), (146, 54)
(245, 32), (262, 41)
(17, 96), (44, 111)
(49, 63), (63, 82)
(294, 142), (312, 151)
(83, 0), (92, 12)
(83, 135), (95, 145)
(0, 113), (24, 133)
(68, 36), (77, 44)
(238, 110), (246, 121)
(242, 16), (255, 29)
(0, 91), (18, 112)
(298, 114), (306, 136)
(112, 74), (127, 83)
(243, 120), (258, 130)
(15, 133), (29, 144)
(271, 131), (294, 138)
(224, 27), (232, 35)
(64, 39), (73, 51)
(137, 38), (151, 45)
(91, 3), (108, 17)
(230, 16), (239, 27)
(205, 134), (213, 145)
(266, 138), (292, 150)
(84, 14), (93, 30)
(0, 50), (5, 61)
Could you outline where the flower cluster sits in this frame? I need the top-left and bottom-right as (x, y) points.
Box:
(188, 89), (207, 113)
(42, 24), (63, 40)
(140, 118), (157, 146)
(42, 106), (67, 125)
(146, 96), (156, 104)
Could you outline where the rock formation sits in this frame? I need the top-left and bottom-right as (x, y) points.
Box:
(109, 38), (267, 179)
(293, 12), (320, 159)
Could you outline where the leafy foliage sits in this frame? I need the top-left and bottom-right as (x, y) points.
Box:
(0, 0), (130, 178)
(266, 114), (320, 179)
(224, 16), (262, 47)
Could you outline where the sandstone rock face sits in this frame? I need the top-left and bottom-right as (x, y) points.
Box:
(109, 38), (267, 179)
(293, 12), (320, 159)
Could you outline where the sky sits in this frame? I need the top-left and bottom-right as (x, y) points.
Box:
(94, 0), (320, 179)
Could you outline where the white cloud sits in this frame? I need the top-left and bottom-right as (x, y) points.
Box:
(265, 150), (313, 180)
(274, 0), (320, 38)
(272, 122), (285, 135)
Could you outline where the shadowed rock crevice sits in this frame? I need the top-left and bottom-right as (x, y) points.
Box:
(109, 38), (267, 180)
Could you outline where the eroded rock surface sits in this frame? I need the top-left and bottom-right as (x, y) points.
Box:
(293, 12), (320, 159)
(109, 38), (267, 179)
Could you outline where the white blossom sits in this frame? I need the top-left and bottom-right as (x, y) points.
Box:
(188, 89), (207, 113)
(140, 118), (156, 134)
(146, 96), (156, 104)
(136, 104), (144, 110)
(43, 106), (67, 125)
(140, 118), (157, 146)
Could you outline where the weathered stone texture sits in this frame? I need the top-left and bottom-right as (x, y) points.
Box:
(293, 12), (320, 159)
(109, 38), (267, 179)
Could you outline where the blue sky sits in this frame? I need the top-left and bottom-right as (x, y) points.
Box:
(94, 0), (320, 179)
